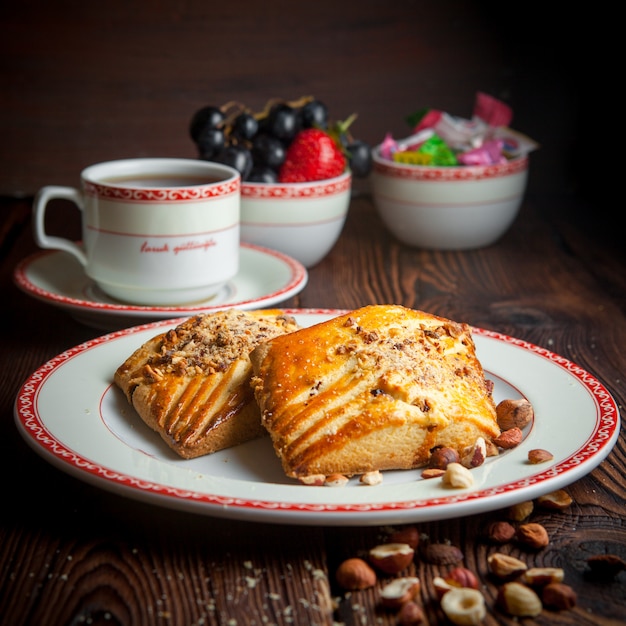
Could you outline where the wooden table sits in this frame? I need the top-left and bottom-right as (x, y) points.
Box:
(1, 189), (624, 625)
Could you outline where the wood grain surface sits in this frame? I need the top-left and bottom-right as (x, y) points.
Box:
(0, 2), (620, 624)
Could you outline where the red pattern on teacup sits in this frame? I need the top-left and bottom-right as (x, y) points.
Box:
(84, 179), (240, 201)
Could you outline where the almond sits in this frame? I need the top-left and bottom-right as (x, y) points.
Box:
(527, 448), (553, 464)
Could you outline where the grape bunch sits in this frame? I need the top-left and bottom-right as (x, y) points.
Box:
(189, 96), (372, 183)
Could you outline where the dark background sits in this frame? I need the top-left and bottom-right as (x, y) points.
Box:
(1, 1), (594, 203)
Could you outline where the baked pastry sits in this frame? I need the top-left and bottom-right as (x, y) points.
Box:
(249, 304), (499, 479)
(114, 308), (300, 459)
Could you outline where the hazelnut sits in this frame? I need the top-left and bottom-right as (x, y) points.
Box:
(542, 582), (577, 610)
(388, 526), (420, 550)
(536, 489), (573, 510)
(487, 552), (528, 579)
(485, 520), (516, 544)
(442, 462), (474, 489)
(335, 557), (377, 590)
(445, 566), (479, 590)
(422, 542), (463, 565)
(517, 523), (550, 550)
(496, 398), (534, 430)
(429, 446), (460, 469)
(380, 576), (421, 609)
(369, 543), (415, 574)
(440, 587), (486, 625)
(497, 581), (542, 617)
(397, 601), (425, 625)
(506, 500), (534, 521)
(493, 427), (523, 449)
(528, 448), (554, 464)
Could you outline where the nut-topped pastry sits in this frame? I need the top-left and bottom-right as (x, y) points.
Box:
(114, 308), (300, 459)
(249, 304), (500, 479)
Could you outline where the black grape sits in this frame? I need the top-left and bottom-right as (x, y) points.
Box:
(251, 134), (286, 170)
(347, 140), (373, 178)
(189, 105), (225, 143)
(300, 100), (328, 129)
(232, 112), (259, 141)
(215, 145), (253, 180)
(266, 104), (298, 142)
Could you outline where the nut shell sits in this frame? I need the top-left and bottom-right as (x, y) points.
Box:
(369, 542), (415, 574)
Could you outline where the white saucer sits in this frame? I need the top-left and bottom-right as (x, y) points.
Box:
(14, 243), (308, 330)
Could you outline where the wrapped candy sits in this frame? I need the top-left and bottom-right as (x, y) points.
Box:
(457, 139), (507, 166)
(382, 93), (538, 167)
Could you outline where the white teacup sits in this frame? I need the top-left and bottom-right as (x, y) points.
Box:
(33, 158), (240, 306)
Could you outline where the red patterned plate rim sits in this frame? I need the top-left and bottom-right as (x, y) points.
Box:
(14, 310), (620, 526)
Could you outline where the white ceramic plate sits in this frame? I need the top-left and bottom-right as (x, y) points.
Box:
(13, 244), (308, 330)
(14, 310), (620, 526)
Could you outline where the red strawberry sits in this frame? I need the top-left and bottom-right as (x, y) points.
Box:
(278, 128), (346, 183)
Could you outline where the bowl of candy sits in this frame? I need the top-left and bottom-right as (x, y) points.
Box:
(189, 97), (372, 267)
(371, 93), (538, 250)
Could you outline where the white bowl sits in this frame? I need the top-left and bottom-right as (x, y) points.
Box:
(371, 147), (529, 250)
(240, 171), (352, 267)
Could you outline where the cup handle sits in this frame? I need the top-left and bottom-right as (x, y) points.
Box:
(33, 186), (87, 266)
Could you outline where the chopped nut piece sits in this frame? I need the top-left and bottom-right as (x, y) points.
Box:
(536, 489), (573, 510)
(497, 581), (542, 617)
(461, 437), (486, 469)
(380, 576), (421, 609)
(325, 473), (349, 487)
(496, 398), (534, 430)
(335, 558), (377, 590)
(487, 553), (528, 579)
(523, 567), (565, 586)
(433, 576), (454, 599)
(493, 427), (523, 449)
(485, 520), (516, 544)
(421, 468), (445, 479)
(542, 582), (577, 610)
(359, 470), (383, 485)
(528, 448), (554, 464)
(517, 523), (550, 549)
(440, 587), (486, 625)
(298, 474), (326, 486)
(506, 500), (534, 521)
(442, 462), (474, 489)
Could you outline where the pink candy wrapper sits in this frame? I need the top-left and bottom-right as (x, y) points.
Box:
(382, 92), (538, 167)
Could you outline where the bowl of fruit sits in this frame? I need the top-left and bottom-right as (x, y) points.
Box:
(189, 97), (371, 268)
